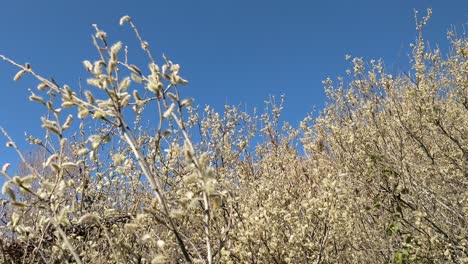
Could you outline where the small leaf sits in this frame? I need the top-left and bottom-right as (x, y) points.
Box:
(50, 163), (60, 172)
(11, 201), (28, 208)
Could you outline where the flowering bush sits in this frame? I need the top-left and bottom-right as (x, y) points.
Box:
(0, 10), (466, 263)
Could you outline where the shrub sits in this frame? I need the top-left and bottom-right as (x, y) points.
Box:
(0, 10), (466, 263)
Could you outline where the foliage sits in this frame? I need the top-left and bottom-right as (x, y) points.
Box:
(0, 10), (466, 263)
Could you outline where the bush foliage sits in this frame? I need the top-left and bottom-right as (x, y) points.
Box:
(0, 11), (466, 263)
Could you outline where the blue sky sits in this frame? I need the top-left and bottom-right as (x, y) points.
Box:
(0, 0), (467, 173)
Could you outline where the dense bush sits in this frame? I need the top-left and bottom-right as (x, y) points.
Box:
(0, 11), (466, 263)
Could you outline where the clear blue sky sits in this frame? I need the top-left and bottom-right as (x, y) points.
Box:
(0, 0), (467, 173)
